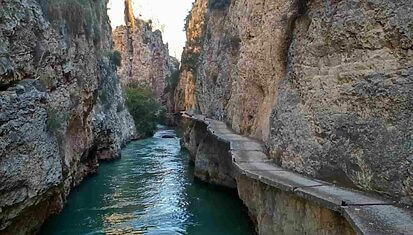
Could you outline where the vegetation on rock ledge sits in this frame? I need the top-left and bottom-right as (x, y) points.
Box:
(125, 85), (164, 137)
(208, 0), (231, 10)
(165, 69), (180, 93)
(37, 0), (105, 44)
(107, 50), (122, 67)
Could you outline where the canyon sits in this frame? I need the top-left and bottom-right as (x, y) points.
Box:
(0, 0), (413, 234)
(113, 9), (179, 111)
(0, 0), (174, 233)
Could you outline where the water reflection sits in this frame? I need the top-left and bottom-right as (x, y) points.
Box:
(40, 127), (254, 235)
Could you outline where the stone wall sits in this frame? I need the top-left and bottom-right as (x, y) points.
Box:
(237, 175), (354, 235)
(184, 121), (236, 188)
(0, 0), (136, 233)
(176, 0), (413, 205)
(180, 115), (357, 235)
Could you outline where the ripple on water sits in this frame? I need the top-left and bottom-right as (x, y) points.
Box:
(40, 127), (255, 235)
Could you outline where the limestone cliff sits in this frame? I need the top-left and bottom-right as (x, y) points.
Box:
(176, 0), (413, 206)
(173, 0), (208, 113)
(113, 12), (179, 112)
(0, 0), (136, 233)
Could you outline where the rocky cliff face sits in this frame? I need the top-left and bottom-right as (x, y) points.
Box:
(176, 0), (413, 205)
(0, 0), (136, 233)
(173, 0), (208, 113)
(113, 18), (179, 111)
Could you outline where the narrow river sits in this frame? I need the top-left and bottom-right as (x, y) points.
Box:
(40, 127), (254, 235)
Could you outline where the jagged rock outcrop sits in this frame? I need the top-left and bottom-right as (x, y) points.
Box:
(176, 0), (413, 206)
(113, 8), (179, 111)
(0, 0), (136, 233)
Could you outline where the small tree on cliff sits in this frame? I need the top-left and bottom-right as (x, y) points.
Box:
(125, 85), (163, 137)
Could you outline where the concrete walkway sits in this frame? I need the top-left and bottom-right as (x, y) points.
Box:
(182, 112), (413, 235)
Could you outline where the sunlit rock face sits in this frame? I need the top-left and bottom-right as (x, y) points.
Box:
(173, 0), (208, 114)
(177, 0), (413, 205)
(113, 19), (179, 112)
(176, 0), (293, 141)
(0, 0), (136, 233)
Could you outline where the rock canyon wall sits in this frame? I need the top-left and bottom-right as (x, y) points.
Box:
(113, 6), (179, 112)
(0, 0), (136, 233)
(176, 0), (413, 207)
(173, 0), (208, 113)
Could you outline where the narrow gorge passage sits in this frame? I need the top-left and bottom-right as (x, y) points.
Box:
(40, 127), (254, 235)
(1, 0), (412, 233)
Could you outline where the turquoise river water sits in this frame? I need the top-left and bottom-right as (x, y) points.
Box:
(40, 127), (255, 235)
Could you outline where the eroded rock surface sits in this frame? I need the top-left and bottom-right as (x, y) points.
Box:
(184, 121), (236, 188)
(269, 0), (413, 205)
(176, 0), (413, 205)
(0, 0), (136, 233)
(173, 0), (208, 113)
(113, 16), (179, 111)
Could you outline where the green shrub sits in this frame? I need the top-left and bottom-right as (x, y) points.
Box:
(116, 102), (124, 112)
(38, 0), (105, 42)
(184, 11), (191, 31)
(93, 25), (101, 46)
(165, 69), (180, 92)
(181, 52), (200, 71)
(99, 89), (108, 103)
(223, 34), (241, 51)
(99, 89), (113, 111)
(107, 50), (122, 67)
(125, 86), (163, 137)
(208, 0), (231, 10)
(147, 20), (153, 31)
